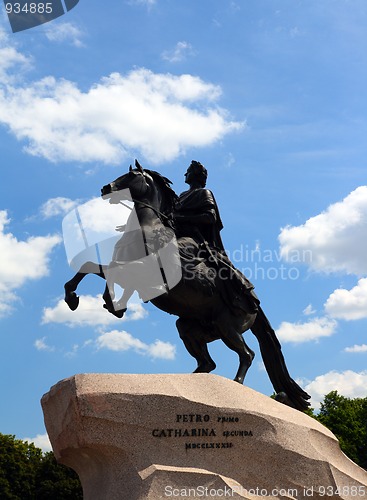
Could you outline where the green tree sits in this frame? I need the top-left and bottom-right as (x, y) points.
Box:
(270, 390), (367, 470)
(0, 434), (41, 499)
(316, 391), (367, 470)
(35, 452), (82, 500)
(0, 433), (82, 499)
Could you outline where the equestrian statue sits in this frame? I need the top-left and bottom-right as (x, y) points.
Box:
(64, 160), (311, 411)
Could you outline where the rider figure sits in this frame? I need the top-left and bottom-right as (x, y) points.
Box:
(174, 160), (259, 315)
(173, 160), (224, 250)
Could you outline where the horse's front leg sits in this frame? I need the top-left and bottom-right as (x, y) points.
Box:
(64, 261), (105, 310)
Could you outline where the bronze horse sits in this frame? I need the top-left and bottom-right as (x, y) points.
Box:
(64, 162), (310, 411)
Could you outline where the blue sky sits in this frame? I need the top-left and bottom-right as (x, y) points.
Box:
(0, 0), (366, 451)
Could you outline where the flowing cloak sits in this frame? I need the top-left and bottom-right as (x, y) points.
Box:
(174, 188), (259, 315)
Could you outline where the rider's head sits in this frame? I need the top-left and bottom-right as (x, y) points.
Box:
(185, 161), (207, 187)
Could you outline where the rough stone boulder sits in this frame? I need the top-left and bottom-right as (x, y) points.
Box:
(42, 373), (367, 499)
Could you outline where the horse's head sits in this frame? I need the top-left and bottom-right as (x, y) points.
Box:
(101, 160), (153, 204)
(101, 160), (177, 225)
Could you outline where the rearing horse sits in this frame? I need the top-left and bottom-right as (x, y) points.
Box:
(64, 161), (310, 411)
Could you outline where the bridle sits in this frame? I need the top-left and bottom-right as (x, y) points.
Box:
(112, 170), (175, 227)
(121, 199), (172, 224)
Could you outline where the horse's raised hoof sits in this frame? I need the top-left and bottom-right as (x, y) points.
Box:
(103, 303), (126, 318)
(65, 291), (79, 311)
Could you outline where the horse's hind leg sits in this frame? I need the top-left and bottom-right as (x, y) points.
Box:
(221, 328), (255, 384)
(176, 318), (216, 374)
(64, 261), (106, 310)
(102, 282), (126, 319)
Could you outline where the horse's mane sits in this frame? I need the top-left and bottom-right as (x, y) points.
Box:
(144, 169), (178, 220)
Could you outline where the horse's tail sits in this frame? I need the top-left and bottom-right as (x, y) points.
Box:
(251, 306), (311, 411)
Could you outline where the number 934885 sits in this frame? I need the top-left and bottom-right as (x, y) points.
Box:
(5, 3), (53, 14)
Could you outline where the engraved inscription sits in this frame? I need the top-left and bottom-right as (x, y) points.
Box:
(151, 413), (254, 450)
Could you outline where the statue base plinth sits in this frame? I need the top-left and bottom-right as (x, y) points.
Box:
(41, 374), (367, 499)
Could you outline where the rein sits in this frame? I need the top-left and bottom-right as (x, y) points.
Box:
(120, 199), (172, 224)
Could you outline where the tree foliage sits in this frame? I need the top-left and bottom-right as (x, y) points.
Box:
(271, 390), (367, 470)
(0, 434), (82, 500)
(316, 391), (367, 470)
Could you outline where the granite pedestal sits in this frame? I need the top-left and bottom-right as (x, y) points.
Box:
(41, 374), (367, 499)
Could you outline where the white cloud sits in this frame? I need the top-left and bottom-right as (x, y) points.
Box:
(148, 339), (176, 359)
(41, 197), (79, 218)
(127, 302), (149, 321)
(162, 41), (194, 63)
(279, 187), (367, 326)
(230, 2), (241, 13)
(0, 211), (61, 286)
(42, 294), (147, 327)
(129, 0), (156, 6)
(96, 329), (146, 351)
(96, 329), (176, 360)
(324, 278), (367, 320)
(0, 46), (30, 82)
(289, 27), (302, 38)
(34, 337), (55, 352)
(63, 196), (131, 234)
(257, 361), (266, 372)
(344, 344), (367, 353)
(303, 370), (367, 409)
(276, 316), (337, 343)
(0, 27), (31, 84)
(0, 66), (243, 164)
(23, 433), (52, 453)
(0, 210), (61, 316)
(45, 22), (84, 47)
(279, 186), (367, 275)
(65, 344), (79, 358)
(0, 299), (14, 317)
(303, 304), (316, 316)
